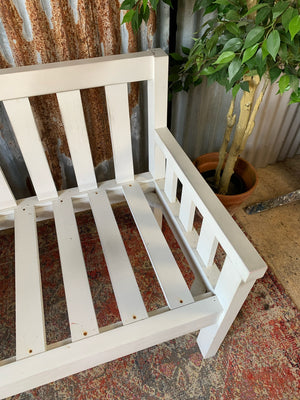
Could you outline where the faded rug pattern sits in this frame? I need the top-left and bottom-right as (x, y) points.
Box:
(0, 204), (299, 400)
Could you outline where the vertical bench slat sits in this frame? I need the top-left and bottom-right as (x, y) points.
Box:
(53, 197), (98, 342)
(0, 168), (16, 210)
(15, 206), (46, 360)
(56, 90), (97, 192)
(179, 186), (195, 232)
(123, 182), (194, 309)
(197, 218), (219, 267)
(89, 189), (148, 325)
(164, 161), (178, 204)
(3, 98), (57, 201)
(105, 83), (134, 183)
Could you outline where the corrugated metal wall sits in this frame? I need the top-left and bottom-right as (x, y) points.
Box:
(0, 0), (299, 199)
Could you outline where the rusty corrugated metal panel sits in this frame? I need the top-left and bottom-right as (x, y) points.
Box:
(0, 0), (166, 198)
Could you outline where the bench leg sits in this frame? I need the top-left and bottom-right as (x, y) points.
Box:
(197, 258), (256, 358)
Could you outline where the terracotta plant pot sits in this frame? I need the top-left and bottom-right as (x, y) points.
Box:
(194, 152), (258, 214)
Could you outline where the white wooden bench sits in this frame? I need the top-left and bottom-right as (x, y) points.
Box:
(0, 49), (266, 398)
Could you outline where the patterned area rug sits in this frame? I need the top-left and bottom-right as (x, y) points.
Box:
(0, 203), (299, 399)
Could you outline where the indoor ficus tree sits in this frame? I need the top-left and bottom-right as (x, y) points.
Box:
(120, 0), (300, 195)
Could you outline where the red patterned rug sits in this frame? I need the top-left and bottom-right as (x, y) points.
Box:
(0, 204), (299, 399)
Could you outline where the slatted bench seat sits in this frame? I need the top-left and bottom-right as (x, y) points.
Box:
(0, 49), (266, 398)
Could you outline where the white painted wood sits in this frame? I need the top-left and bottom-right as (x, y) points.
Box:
(123, 182), (194, 309)
(56, 90), (97, 192)
(0, 168), (16, 210)
(14, 206), (46, 360)
(53, 197), (98, 341)
(154, 127), (267, 282)
(0, 52), (156, 101)
(164, 160), (178, 204)
(147, 50), (168, 179)
(197, 257), (254, 358)
(0, 296), (221, 398)
(197, 217), (219, 267)
(88, 189), (148, 324)
(179, 186), (195, 232)
(3, 98), (57, 201)
(105, 83), (134, 183)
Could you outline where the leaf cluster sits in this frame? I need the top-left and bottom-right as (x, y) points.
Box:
(120, 0), (172, 31)
(120, 0), (300, 103)
(172, 0), (300, 103)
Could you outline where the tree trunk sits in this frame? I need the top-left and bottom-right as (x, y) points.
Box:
(218, 76), (260, 194)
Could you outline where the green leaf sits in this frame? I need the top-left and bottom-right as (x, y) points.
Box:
(225, 10), (240, 21)
(213, 51), (235, 64)
(289, 88), (300, 104)
(150, 0), (159, 11)
(120, 0), (137, 10)
(226, 22), (241, 37)
(232, 84), (240, 99)
(278, 74), (290, 94)
(261, 39), (269, 59)
(244, 26), (264, 49)
(269, 66), (281, 84)
(255, 7), (271, 25)
(228, 58), (242, 82)
(289, 15), (300, 40)
(193, 0), (202, 12)
(272, 1), (289, 20)
(182, 46), (190, 56)
(266, 30), (280, 61)
(242, 43), (259, 64)
(255, 48), (266, 78)
(282, 8), (298, 32)
(170, 53), (185, 61)
(245, 3), (268, 16)
(206, 33), (218, 51)
(143, 0), (148, 12)
(222, 38), (243, 53)
(240, 80), (250, 92)
(143, 4), (150, 23)
(122, 9), (135, 24)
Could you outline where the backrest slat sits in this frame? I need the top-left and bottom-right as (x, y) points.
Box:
(3, 98), (57, 201)
(105, 83), (134, 183)
(0, 52), (154, 101)
(57, 90), (97, 192)
(0, 168), (17, 210)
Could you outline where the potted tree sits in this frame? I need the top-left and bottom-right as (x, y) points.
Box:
(120, 0), (300, 212)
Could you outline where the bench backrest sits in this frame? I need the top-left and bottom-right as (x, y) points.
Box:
(0, 49), (168, 210)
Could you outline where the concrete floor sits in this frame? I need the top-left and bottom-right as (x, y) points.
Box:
(235, 155), (300, 309)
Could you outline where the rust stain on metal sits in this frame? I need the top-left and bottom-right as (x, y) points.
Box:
(0, 0), (126, 189)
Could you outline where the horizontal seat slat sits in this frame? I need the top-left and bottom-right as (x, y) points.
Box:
(53, 197), (99, 342)
(3, 98), (57, 201)
(0, 168), (16, 210)
(123, 182), (194, 309)
(89, 189), (148, 324)
(15, 206), (46, 360)
(57, 90), (97, 192)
